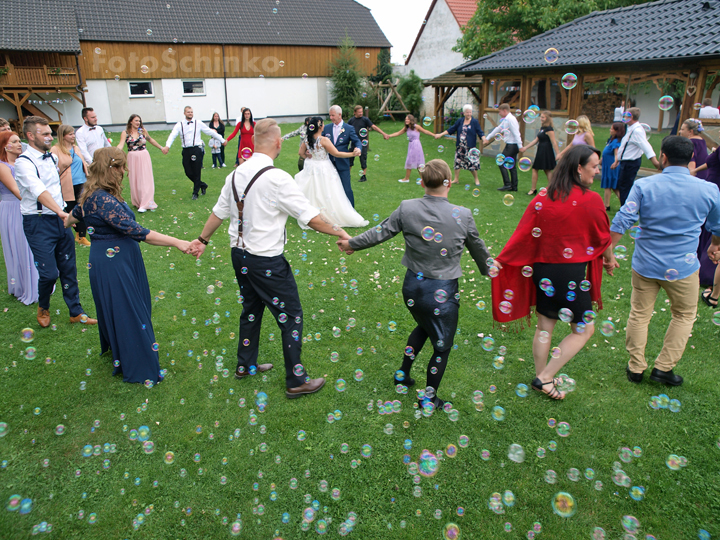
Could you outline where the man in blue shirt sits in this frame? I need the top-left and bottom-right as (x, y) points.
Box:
(611, 136), (720, 386)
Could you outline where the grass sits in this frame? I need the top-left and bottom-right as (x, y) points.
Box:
(0, 121), (719, 539)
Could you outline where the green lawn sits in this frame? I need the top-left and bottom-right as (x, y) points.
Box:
(0, 121), (718, 539)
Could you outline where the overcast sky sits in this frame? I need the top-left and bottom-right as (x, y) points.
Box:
(355, 0), (435, 64)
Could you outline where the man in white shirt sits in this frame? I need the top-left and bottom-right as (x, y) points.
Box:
(611, 107), (662, 204)
(188, 118), (351, 399)
(699, 98), (720, 119)
(75, 108), (111, 164)
(164, 106), (226, 200)
(613, 100), (626, 122)
(483, 103), (523, 191)
(14, 116), (97, 328)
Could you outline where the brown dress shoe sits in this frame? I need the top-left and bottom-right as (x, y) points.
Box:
(77, 236), (91, 247)
(286, 377), (325, 399)
(37, 307), (51, 328)
(235, 363), (273, 379)
(70, 313), (98, 325)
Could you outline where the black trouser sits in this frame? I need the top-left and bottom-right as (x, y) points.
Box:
(22, 214), (83, 315)
(212, 152), (224, 168)
(232, 248), (306, 388)
(618, 158), (642, 205)
(500, 143), (519, 189)
(64, 183), (87, 237)
(298, 157), (305, 172)
(220, 145), (226, 165)
(349, 144), (368, 171)
(181, 147), (206, 195)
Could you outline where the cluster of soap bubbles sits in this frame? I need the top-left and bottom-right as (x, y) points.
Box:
(649, 393), (681, 412)
(521, 105), (541, 124)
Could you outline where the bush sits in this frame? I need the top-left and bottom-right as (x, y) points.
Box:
(397, 70), (424, 118)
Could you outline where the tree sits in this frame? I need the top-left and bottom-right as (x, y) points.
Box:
(397, 70), (424, 118)
(370, 49), (393, 84)
(454, 0), (652, 60)
(328, 34), (362, 116)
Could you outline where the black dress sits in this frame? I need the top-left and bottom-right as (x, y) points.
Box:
(533, 126), (556, 171)
(73, 190), (161, 385)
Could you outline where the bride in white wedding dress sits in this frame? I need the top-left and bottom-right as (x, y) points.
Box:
(295, 117), (369, 229)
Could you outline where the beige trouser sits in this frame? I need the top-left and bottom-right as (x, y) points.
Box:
(626, 269), (699, 373)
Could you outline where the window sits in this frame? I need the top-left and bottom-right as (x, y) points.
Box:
(182, 80), (205, 96)
(129, 81), (154, 97)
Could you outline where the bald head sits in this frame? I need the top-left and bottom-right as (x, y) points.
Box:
(253, 118), (282, 158)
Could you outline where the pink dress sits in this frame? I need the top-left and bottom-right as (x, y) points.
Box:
(571, 132), (588, 146)
(126, 129), (157, 211)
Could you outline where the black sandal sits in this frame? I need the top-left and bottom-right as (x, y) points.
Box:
(531, 377), (565, 400)
(702, 290), (718, 307)
(527, 189), (537, 196)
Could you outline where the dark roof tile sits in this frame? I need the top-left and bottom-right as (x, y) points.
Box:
(0, 0), (390, 53)
(458, 0), (720, 73)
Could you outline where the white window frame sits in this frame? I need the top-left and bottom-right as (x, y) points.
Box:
(128, 81), (154, 98)
(182, 80), (206, 97)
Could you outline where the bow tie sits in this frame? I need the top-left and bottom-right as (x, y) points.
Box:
(42, 152), (53, 160)
(88, 127), (96, 131)
(187, 121), (193, 125)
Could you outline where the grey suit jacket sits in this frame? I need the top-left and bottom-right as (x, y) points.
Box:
(349, 195), (490, 280)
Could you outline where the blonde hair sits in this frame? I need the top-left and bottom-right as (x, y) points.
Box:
(80, 147), (127, 205)
(541, 111), (553, 127)
(253, 118), (281, 148)
(55, 124), (75, 155)
(421, 159), (452, 189)
(682, 118), (702, 135)
(576, 115), (594, 136)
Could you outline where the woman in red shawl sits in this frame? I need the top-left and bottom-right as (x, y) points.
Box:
(491, 145), (618, 400)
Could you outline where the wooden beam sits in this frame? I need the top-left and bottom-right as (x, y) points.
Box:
(518, 75), (531, 143)
(680, 67), (707, 125)
(565, 74), (584, 146)
(434, 86), (441, 133)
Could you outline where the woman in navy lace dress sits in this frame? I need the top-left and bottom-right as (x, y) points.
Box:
(65, 147), (191, 385)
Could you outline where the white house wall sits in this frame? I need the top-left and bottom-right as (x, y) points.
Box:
(405, 0), (466, 80)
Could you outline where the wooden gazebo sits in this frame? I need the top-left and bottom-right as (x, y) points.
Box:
(427, 0), (720, 160)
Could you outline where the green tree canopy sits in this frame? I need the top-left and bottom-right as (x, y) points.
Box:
(329, 34), (362, 115)
(453, 0), (651, 60)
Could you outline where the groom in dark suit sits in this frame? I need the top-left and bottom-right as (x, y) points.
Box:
(323, 105), (362, 207)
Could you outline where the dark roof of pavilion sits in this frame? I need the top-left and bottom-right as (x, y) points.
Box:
(456, 0), (720, 74)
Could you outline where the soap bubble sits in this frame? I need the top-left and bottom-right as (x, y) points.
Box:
(544, 48), (559, 63)
(599, 320), (616, 337)
(518, 157), (532, 172)
(21, 328), (35, 343)
(503, 194), (514, 206)
(551, 492), (576, 517)
(658, 95), (674, 111)
(664, 268), (679, 281)
(561, 73), (577, 90)
(613, 245), (627, 260)
(564, 120), (579, 135)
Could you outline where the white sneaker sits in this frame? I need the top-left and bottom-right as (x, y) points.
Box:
(138, 208), (147, 213)
(222, 163), (227, 167)
(398, 179), (410, 183)
(211, 165), (216, 168)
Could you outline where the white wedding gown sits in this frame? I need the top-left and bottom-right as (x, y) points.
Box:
(295, 142), (369, 229)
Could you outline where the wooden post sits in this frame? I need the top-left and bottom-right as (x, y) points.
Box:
(518, 75), (531, 143)
(565, 74), (584, 146)
(679, 67), (708, 127)
(434, 86), (440, 133)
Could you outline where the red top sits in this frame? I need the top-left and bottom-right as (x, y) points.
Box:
(491, 185), (611, 326)
(227, 121), (255, 159)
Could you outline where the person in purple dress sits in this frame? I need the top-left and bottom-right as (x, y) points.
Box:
(692, 146), (720, 307)
(388, 115), (434, 183)
(680, 119), (708, 179)
(0, 130), (38, 305)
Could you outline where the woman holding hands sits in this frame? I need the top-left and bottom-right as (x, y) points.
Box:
(117, 114), (163, 213)
(491, 145), (617, 400)
(65, 147), (192, 385)
(435, 105), (483, 186)
(387, 114), (434, 183)
(519, 111), (560, 195)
